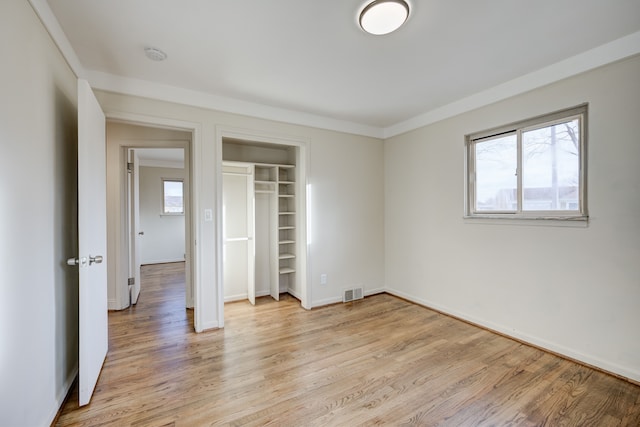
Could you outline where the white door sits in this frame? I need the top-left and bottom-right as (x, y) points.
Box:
(129, 149), (142, 304)
(222, 164), (255, 305)
(75, 79), (108, 406)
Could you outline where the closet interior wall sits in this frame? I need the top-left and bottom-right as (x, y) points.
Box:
(222, 138), (300, 304)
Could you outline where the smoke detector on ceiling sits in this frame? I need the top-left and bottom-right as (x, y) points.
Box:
(144, 47), (167, 61)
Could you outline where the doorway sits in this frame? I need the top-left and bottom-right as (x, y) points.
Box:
(106, 121), (195, 326)
(129, 147), (189, 306)
(218, 132), (310, 325)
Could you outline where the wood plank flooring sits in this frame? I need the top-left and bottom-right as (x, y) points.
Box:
(57, 262), (640, 426)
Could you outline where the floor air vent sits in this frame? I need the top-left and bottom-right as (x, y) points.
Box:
(343, 287), (364, 303)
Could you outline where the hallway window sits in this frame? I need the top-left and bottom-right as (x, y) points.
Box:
(162, 179), (184, 214)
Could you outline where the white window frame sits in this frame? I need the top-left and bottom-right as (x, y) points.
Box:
(162, 178), (184, 215)
(465, 104), (588, 222)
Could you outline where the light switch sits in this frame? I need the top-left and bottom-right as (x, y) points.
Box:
(204, 209), (213, 222)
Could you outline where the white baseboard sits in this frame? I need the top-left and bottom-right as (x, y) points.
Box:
(224, 290), (271, 303)
(384, 287), (640, 384)
(107, 298), (119, 310)
(47, 363), (78, 425)
(197, 319), (219, 332)
(311, 287), (385, 308)
(141, 258), (185, 265)
(311, 296), (343, 308)
(287, 287), (301, 300)
(365, 287), (385, 296)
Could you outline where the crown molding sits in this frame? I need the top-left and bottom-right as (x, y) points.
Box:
(28, 0), (86, 78)
(28, 1), (640, 141)
(384, 31), (640, 138)
(86, 70), (384, 139)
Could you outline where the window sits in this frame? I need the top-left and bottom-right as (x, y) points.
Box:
(162, 179), (184, 214)
(466, 104), (587, 220)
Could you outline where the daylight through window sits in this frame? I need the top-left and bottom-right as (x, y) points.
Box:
(466, 104), (587, 220)
(162, 179), (184, 214)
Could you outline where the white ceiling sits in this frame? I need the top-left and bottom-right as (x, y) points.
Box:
(136, 148), (184, 167)
(38, 0), (640, 137)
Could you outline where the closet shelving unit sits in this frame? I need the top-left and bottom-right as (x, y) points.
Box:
(277, 165), (296, 277)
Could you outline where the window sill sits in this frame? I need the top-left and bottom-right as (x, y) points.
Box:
(463, 214), (588, 227)
(160, 213), (185, 217)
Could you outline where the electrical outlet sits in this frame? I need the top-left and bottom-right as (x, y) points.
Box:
(320, 274), (327, 285)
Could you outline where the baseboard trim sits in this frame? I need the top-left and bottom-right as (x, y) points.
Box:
(141, 259), (185, 266)
(224, 290), (271, 303)
(287, 287), (301, 301)
(48, 364), (78, 426)
(384, 288), (640, 386)
(365, 287), (385, 297)
(311, 296), (343, 308)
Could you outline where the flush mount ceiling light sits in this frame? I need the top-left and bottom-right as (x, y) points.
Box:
(359, 0), (410, 35)
(144, 47), (167, 61)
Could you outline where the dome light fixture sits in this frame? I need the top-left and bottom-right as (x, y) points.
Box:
(359, 0), (410, 35)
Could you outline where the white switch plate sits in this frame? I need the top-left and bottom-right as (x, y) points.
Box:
(320, 274), (327, 285)
(204, 209), (213, 222)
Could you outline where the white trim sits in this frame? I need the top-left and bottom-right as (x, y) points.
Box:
(28, 4), (640, 139)
(310, 288), (384, 308)
(139, 158), (184, 169)
(224, 290), (272, 303)
(141, 258), (186, 265)
(198, 320), (219, 331)
(87, 70), (383, 139)
(311, 296), (343, 308)
(216, 126), (311, 322)
(384, 31), (640, 138)
(364, 287), (385, 296)
(27, 0), (85, 78)
(47, 363), (78, 426)
(384, 287), (640, 383)
(104, 111), (204, 332)
(107, 298), (119, 310)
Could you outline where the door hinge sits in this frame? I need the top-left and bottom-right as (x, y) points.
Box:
(128, 277), (135, 286)
(127, 162), (134, 173)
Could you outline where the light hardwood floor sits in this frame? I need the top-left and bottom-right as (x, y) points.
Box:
(57, 262), (640, 426)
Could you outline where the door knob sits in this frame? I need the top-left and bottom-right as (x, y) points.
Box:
(89, 255), (103, 265)
(67, 256), (87, 266)
(138, 231), (144, 236)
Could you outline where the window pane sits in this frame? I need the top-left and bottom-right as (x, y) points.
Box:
(163, 180), (184, 214)
(475, 134), (517, 211)
(522, 119), (580, 211)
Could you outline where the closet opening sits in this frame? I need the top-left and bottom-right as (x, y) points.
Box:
(221, 137), (307, 312)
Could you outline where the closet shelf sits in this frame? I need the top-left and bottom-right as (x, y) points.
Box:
(279, 180), (295, 185)
(279, 211), (295, 215)
(279, 267), (296, 274)
(279, 194), (294, 198)
(279, 240), (295, 245)
(255, 190), (275, 194)
(254, 180), (276, 184)
(279, 253), (296, 259)
(279, 226), (295, 230)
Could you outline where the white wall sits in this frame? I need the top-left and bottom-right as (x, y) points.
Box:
(139, 166), (186, 264)
(385, 55), (640, 382)
(0, 1), (79, 425)
(95, 91), (386, 326)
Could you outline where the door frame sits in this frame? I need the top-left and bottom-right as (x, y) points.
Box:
(105, 112), (204, 332)
(216, 127), (310, 328)
(125, 145), (191, 306)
